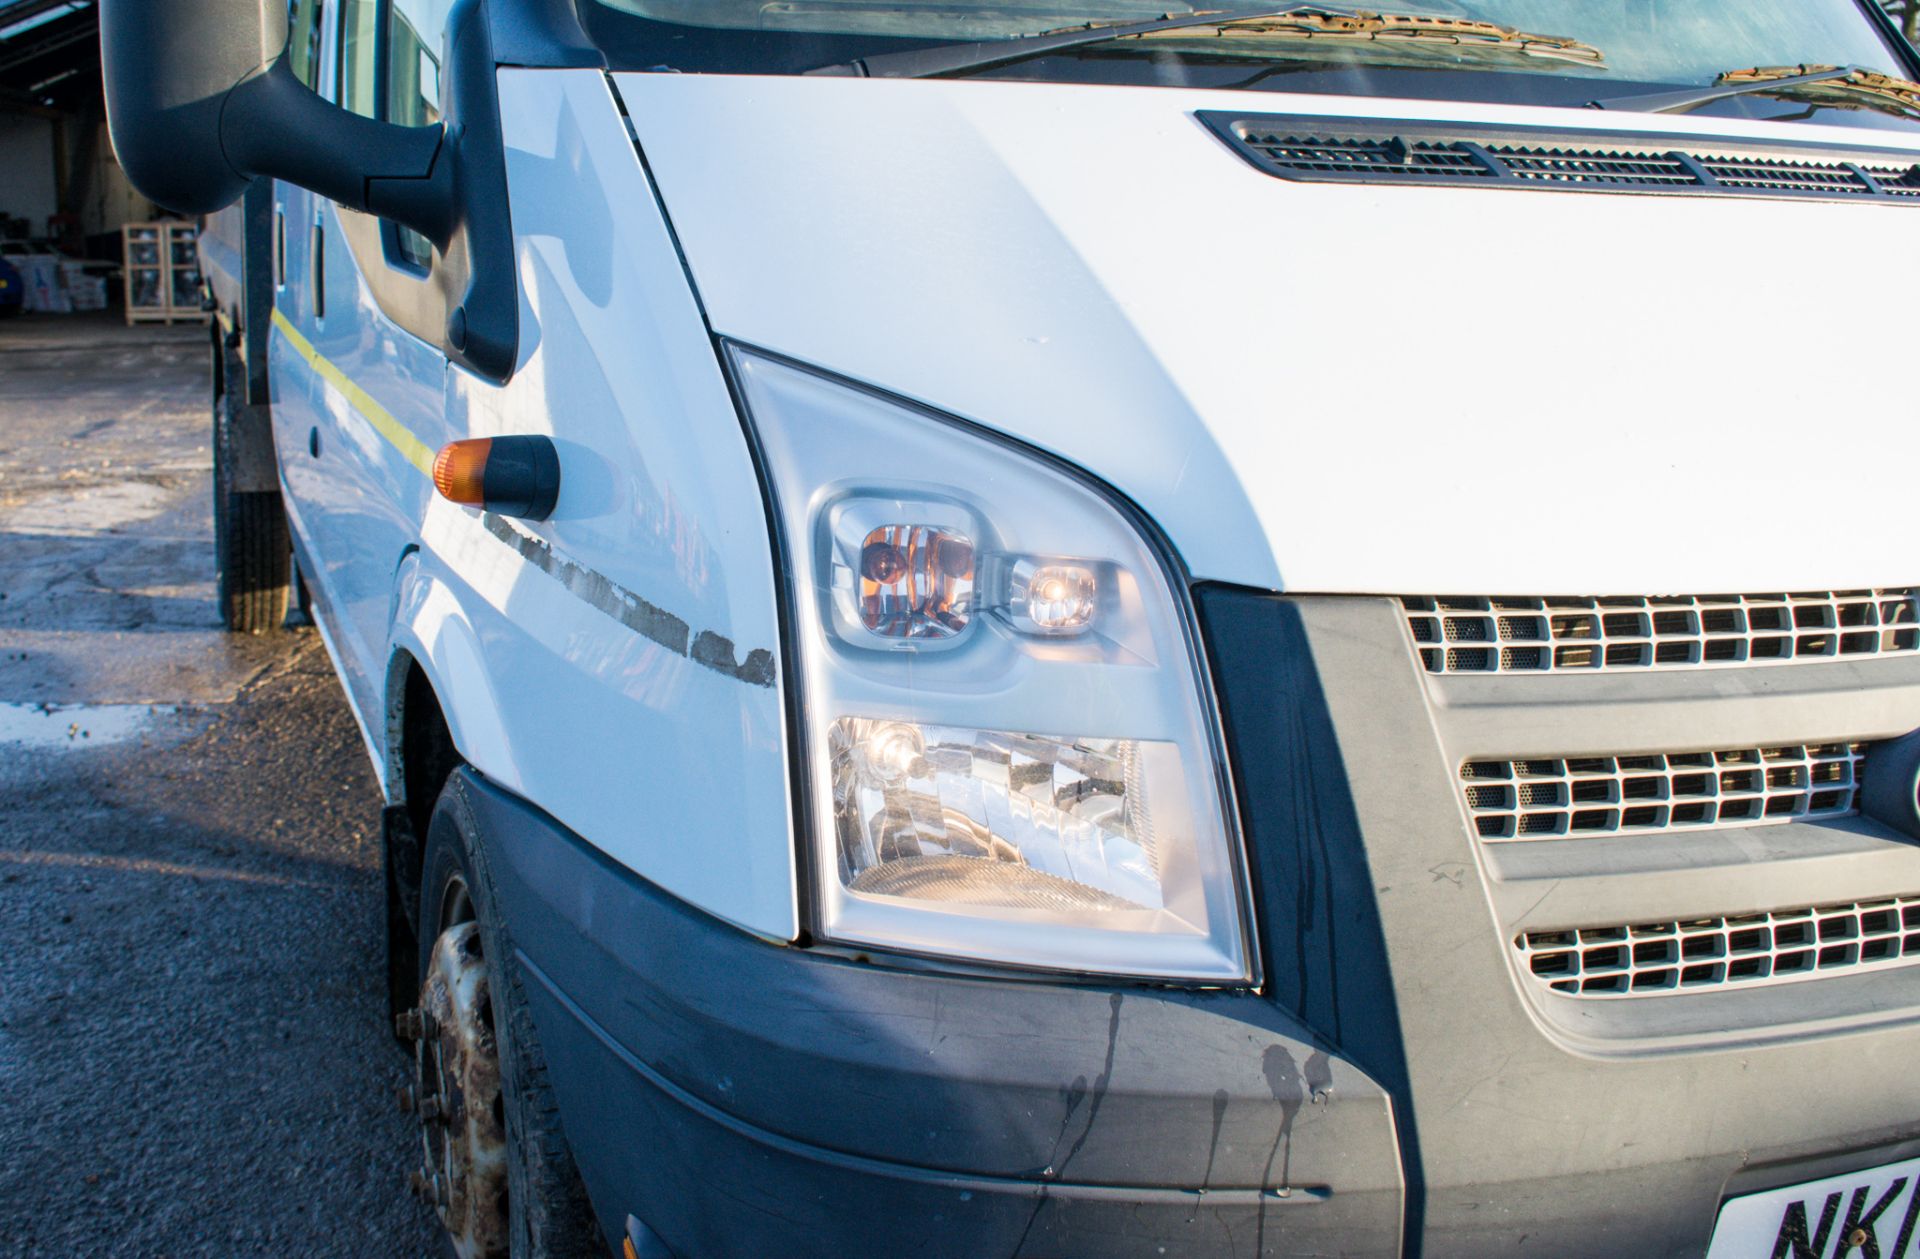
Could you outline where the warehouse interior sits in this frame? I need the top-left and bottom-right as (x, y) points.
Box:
(0, 0), (171, 317)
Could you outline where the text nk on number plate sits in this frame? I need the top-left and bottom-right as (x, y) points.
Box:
(1706, 1157), (1920, 1258)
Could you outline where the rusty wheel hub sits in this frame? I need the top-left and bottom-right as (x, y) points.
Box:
(397, 920), (508, 1258)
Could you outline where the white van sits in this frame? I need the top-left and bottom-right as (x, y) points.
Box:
(103, 1), (1920, 1255)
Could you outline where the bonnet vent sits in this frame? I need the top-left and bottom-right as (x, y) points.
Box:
(1199, 112), (1920, 204)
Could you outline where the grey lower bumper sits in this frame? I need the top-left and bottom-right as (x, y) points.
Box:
(462, 770), (1406, 1259)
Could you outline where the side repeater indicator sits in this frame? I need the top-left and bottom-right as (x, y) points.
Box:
(432, 435), (561, 521)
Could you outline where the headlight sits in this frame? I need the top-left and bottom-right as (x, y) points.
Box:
(732, 347), (1254, 983)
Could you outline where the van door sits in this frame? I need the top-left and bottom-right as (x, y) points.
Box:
(266, 0), (340, 637)
(285, 0), (456, 726)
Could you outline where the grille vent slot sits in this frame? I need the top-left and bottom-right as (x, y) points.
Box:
(1244, 134), (1491, 178)
(1406, 590), (1920, 674)
(1204, 112), (1920, 204)
(1695, 153), (1875, 194)
(1516, 896), (1920, 997)
(1460, 742), (1864, 841)
(1489, 144), (1697, 186)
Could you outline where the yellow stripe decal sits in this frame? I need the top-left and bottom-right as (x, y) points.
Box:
(270, 307), (436, 475)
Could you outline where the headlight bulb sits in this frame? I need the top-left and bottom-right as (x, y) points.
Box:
(1009, 559), (1098, 635)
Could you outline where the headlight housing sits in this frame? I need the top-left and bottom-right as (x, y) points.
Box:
(732, 347), (1254, 983)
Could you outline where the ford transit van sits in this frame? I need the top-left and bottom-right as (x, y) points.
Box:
(102, 1), (1920, 1254)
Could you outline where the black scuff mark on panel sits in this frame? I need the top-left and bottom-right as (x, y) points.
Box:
(1258, 1043), (1309, 1257)
(481, 512), (776, 687)
(1013, 994), (1123, 1258)
(1191, 1088), (1231, 1225)
(1056, 993), (1123, 1176)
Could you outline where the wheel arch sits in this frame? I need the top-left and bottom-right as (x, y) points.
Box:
(380, 550), (516, 1022)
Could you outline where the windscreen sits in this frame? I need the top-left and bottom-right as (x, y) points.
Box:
(595, 0), (1899, 74)
(584, 0), (1920, 128)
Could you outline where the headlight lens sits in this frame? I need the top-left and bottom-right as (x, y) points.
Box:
(732, 348), (1253, 982)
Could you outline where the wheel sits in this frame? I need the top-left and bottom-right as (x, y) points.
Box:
(401, 775), (603, 1258)
(212, 347), (290, 634)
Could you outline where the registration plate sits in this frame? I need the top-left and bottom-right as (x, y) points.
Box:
(1707, 1157), (1920, 1258)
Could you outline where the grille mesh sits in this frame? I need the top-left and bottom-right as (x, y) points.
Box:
(1694, 153), (1877, 194)
(1460, 742), (1865, 841)
(1863, 163), (1920, 195)
(1239, 133), (1490, 177)
(1515, 896), (1920, 997)
(1490, 144), (1697, 186)
(1405, 591), (1920, 674)
(1209, 113), (1920, 204)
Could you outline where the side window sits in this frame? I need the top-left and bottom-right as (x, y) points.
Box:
(339, 0), (379, 119)
(387, 0), (452, 270)
(287, 0), (326, 90)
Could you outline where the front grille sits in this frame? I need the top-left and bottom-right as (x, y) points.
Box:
(1515, 896), (1920, 997)
(1696, 153), (1876, 195)
(1460, 742), (1864, 840)
(1488, 143), (1697, 187)
(1405, 591), (1920, 674)
(1863, 163), (1920, 195)
(1201, 111), (1920, 205)
(1244, 135), (1491, 178)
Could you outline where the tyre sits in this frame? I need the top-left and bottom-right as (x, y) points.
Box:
(212, 346), (290, 634)
(406, 774), (604, 1258)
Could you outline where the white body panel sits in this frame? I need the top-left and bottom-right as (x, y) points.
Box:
(271, 66), (795, 939)
(617, 73), (1920, 596)
(429, 69), (796, 938)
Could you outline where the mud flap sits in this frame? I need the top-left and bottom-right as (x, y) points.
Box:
(223, 387), (280, 493)
(383, 804), (423, 1037)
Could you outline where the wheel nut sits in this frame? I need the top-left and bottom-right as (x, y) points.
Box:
(418, 1094), (446, 1122)
(396, 1010), (423, 1040)
(397, 1085), (415, 1113)
(409, 1169), (429, 1199)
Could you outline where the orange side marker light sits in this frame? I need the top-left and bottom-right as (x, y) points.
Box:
(432, 438), (493, 505)
(430, 435), (561, 521)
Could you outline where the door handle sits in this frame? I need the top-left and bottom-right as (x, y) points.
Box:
(311, 220), (325, 319)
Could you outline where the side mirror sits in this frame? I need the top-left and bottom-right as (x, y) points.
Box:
(100, 0), (452, 247)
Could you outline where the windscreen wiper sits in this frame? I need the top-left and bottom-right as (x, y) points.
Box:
(805, 4), (1366, 79)
(1120, 10), (1603, 66)
(1590, 63), (1874, 115)
(808, 5), (1601, 78)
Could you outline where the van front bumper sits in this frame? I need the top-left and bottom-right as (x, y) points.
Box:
(464, 770), (1406, 1258)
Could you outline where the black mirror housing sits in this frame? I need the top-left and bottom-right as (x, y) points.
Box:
(99, 0), (282, 215)
(101, 0), (453, 245)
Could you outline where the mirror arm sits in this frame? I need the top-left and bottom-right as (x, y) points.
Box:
(223, 58), (457, 249)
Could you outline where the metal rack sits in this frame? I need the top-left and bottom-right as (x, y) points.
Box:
(122, 221), (207, 325)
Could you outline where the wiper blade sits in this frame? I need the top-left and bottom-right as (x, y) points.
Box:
(1590, 63), (1904, 116)
(806, 4), (1370, 79)
(1721, 65), (1920, 122)
(1126, 10), (1604, 67)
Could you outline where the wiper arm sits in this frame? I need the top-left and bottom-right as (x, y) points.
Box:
(1591, 64), (1865, 115)
(805, 4), (1367, 79)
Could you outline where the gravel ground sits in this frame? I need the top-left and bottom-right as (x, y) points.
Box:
(0, 314), (444, 1257)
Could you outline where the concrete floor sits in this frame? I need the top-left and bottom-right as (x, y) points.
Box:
(0, 311), (444, 1256)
